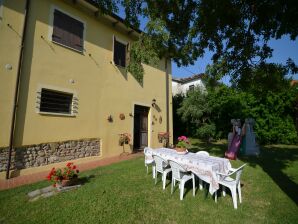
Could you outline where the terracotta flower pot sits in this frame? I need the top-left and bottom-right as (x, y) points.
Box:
(57, 177), (78, 188)
(175, 147), (187, 152)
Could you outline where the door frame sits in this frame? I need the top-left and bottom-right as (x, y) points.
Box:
(131, 102), (152, 149)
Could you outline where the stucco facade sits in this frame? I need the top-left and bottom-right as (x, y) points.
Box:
(0, 0), (173, 173)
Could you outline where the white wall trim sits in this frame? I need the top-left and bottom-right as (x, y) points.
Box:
(48, 4), (87, 52)
(114, 36), (128, 45)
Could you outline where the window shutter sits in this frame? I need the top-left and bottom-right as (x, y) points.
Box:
(69, 17), (84, 51)
(126, 42), (130, 66)
(113, 35), (116, 64)
(52, 10), (63, 41)
(113, 37), (127, 67)
(52, 9), (84, 52)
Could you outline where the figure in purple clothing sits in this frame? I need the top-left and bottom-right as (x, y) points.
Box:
(225, 119), (245, 160)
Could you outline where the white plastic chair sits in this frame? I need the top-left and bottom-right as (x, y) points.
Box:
(169, 160), (196, 200)
(196, 151), (209, 156)
(152, 155), (172, 190)
(216, 164), (247, 209)
(144, 147), (156, 178)
(195, 151), (211, 190)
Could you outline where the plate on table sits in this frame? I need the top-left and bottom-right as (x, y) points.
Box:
(176, 149), (188, 155)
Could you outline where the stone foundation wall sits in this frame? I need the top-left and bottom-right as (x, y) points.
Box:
(0, 138), (100, 172)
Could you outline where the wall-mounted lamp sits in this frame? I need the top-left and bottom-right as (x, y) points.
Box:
(107, 115), (113, 122)
(152, 98), (156, 107)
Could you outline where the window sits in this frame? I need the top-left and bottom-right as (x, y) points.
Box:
(52, 9), (84, 52)
(189, 85), (195, 91)
(39, 88), (74, 115)
(113, 37), (129, 67)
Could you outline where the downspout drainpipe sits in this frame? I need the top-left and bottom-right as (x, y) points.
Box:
(6, 0), (30, 179)
(165, 58), (170, 147)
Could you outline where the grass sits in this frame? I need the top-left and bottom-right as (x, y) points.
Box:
(0, 140), (297, 224)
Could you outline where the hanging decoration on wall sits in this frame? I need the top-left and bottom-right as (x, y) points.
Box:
(159, 116), (162, 124)
(158, 132), (170, 147)
(119, 113), (125, 120)
(107, 115), (113, 122)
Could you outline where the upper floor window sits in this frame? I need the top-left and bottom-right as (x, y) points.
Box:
(113, 36), (129, 67)
(52, 9), (84, 52)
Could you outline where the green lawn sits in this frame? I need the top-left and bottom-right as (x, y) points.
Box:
(0, 140), (297, 224)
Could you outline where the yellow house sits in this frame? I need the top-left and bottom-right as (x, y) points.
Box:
(0, 0), (173, 177)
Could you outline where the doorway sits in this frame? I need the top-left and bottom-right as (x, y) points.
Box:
(133, 105), (150, 151)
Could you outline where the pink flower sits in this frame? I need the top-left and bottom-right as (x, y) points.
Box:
(178, 136), (188, 141)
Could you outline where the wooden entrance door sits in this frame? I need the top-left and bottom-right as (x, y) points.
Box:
(133, 105), (149, 150)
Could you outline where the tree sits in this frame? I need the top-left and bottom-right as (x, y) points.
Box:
(177, 63), (298, 144)
(94, 0), (298, 81)
(237, 62), (292, 93)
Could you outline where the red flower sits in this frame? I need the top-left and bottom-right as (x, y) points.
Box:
(53, 183), (56, 187)
(47, 163), (79, 185)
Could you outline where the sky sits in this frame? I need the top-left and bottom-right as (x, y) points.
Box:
(173, 37), (298, 81)
(117, 7), (298, 82)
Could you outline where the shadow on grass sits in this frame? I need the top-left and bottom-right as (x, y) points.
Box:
(190, 140), (298, 205)
(241, 145), (298, 206)
(76, 174), (96, 185)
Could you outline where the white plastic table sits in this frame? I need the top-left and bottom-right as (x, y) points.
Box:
(148, 148), (231, 195)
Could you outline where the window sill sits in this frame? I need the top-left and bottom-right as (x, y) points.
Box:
(38, 111), (77, 117)
(112, 61), (126, 69)
(52, 41), (84, 55)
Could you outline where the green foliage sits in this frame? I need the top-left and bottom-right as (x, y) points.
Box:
(237, 63), (293, 93)
(251, 89), (298, 144)
(93, 0), (298, 83)
(176, 67), (298, 144)
(172, 93), (188, 139)
(126, 34), (161, 84)
(196, 123), (216, 142)
(122, 0), (298, 79)
(1, 146), (298, 223)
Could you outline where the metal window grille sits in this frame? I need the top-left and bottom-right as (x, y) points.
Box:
(38, 88), (73, 114)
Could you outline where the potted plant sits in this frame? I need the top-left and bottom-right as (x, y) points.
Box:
(158, 132), (170, 143)
(119, 133), (131, 146)
(47, 162), (79, 187)
(158, 132), (170, 147)
(175, 136), (191, 152)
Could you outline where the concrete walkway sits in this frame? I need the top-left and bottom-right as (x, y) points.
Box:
(0, 152), (143, 191)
